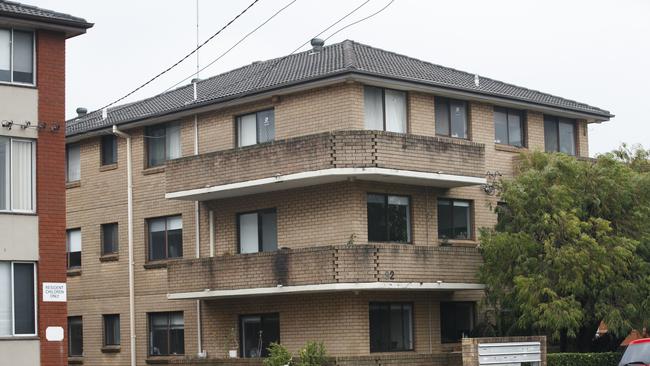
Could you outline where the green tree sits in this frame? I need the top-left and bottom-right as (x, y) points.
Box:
(479, 149), (650, 352)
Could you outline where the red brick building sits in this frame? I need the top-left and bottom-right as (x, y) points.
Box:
(0, 1), (91, 365)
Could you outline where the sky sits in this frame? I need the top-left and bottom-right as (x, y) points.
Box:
(26, 0), (650, 156)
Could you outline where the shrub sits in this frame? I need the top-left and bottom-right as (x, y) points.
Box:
(263, 342), (293, 366)
(297, 341), (327, 366)
(547, 352), (622, 366)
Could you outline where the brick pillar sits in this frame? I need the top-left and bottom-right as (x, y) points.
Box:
(36, 29), (68, 366)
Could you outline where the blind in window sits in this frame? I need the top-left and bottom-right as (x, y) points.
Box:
(0, 29), (9, 81)
(239, 213), (259, 253)
(0, 263), (10, 336)
(0, 137), (8, 210)
(67, 144), (81, 181)
(385, 89), (406, 133)
(238, 114), (257, 147)
(67, 230), (82, 253)
(12, 31), (33, 83)
(11, 140), (33, 211)
(364, 86), (384, 130)
(166, 123), (181, 160)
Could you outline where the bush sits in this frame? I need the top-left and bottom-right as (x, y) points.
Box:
(297, 341), (327, 366)
(547, 352), (622, 366)
(263, 342), (293, 366)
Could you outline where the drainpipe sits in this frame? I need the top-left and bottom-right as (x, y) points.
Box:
(193, 113), (204, 357)
(111, 125), (136, 366)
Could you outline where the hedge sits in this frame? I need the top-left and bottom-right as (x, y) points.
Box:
(547, 352), (622, 366)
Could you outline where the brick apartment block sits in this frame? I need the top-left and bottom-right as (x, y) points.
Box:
(64, 39), (611, 365)
(0, 2), (91, 366)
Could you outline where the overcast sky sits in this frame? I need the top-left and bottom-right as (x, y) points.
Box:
(27, 0), (650, 156)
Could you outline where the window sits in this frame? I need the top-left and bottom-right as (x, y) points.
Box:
(440, 302), (475, 343)
(240, 313), (280, 358)
(544, 115), (575, 155)
(68, 316), (83, 357)
(237, 109), (275, 147)
(0, 137), (35, 212)
(367, 194), (410, 243)
(369, 302), (413, 353)
(101, 134), (117, 166)
(146, 122), (181, 167)
(0, 262), (36, 336)
(66, 143), (81, 182)
(148, 216), (182, 261)
(435, 97), (468, 139)
(238, 209), (277, 254)
(103, 314), (120, 347)
(364, 86), (407, 133)
(0, 29), (34, 84)
(496, 202), (510, 227)
(494, 107), (524, 147)
(101, 223), (119, 256)
(149, 312), (184, 356)
(66, 229), (82, 269)
(438, 199), (472, 240)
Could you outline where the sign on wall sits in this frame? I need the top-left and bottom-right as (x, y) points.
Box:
(43, 282), (67, 302)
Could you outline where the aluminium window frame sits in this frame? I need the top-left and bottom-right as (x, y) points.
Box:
(236, 208), (278, 254)
(363, 86), (409, 133)
(144, 122), (181, 168)
(0, 137), (36, 214)
(147, 311), (185, 356)
(4, 261), (38, 337)
(493, 107), (526, 147)
(102, 313), (120, 347)
(0, 27), (36, 87)
(100, 222), (119, 256)
(368, 301), (415, 353)
(65, 143), (81, 183)
(146, 215), (183, 262)
(100, 134), (118, 166)
(68, 315), (83, 357)
(235, 108), (275, 147)
(238, 312), (281, 358)
(66, 228), (82, 270)
(543, 115), (577, 155)
(437, 198), (474, 240)
(435, 97), (470, 139)
(367, 193), (412, 244)
(439, 301), (476, 344)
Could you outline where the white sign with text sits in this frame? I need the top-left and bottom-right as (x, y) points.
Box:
(43, 282), (67, 302)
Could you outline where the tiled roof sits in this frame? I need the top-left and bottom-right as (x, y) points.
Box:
(67, 40), (612, 137)
(0, 0), (92, 28)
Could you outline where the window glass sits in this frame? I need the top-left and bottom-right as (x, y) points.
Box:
(367, 194), (387, 242)
(544, 116), (559, 153)
(148, 216), (182, 261)
(146, 125), (166, 167)
(239, 213), (258, 254)
(435, 98), (450, 136)
(438, 199), (472, 240)
(367, 194), (410, 243)
(240, 314), (279, 358)
(102, 223), (119, 255)
(260, 210), (278, 252)
(0, 29), (9, 81)
(544, 116), (575, 155)
(68, 316), (83, 356)
(239, 209), (278, 254)
(167, 216), (183, 259)
(440, 302), (475, 343)
(104, 314), (120, 346)
(257, 109), (275, 144)
(385, 89), (407, 133)
(507, 111), (523, 147)
(101, 135), (117, 165)
(364, 86), (384, 130)
(166, 122), (181, 160)
(149, 312), (184, 356)
(11, 140), (33, 211)
(238, 110), (275, 147)
(369, 303), (413, 352)
(450, 100), (468, 138)
(66, 144), (81, 182)
(558, 119), (575, 155)
(0, 263), (11, 335)
(13, 263), (35, 335)
(493, 108), (508, 144)
(238, 114), (257, 147)
(12, 31), (33, 83)
(0, 137), (8, 210)
(67, 229), (82, 269)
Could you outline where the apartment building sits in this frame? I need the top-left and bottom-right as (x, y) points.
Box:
(0, 1), (91, 365)
(65, 39), (611, 365)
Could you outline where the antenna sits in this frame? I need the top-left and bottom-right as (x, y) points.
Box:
(196, 0), (200, 80)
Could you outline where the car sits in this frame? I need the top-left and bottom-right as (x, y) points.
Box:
(620, 338), (650, 366)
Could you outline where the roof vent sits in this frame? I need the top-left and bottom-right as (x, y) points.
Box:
(474, 74), (480, 87)
(76, 107), (87, 117)
(310, 38), (325, 53)
(191, 78), (201, 84)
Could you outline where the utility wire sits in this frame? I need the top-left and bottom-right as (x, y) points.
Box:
(324, 0), (395, 42)
(165, 0), (299, 92)
(95, 0), (261, 112)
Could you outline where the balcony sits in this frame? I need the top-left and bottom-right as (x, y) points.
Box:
(166, 244), (484, 300)
(165, 130), (486, 201)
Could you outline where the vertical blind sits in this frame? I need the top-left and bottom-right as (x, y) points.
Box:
(0, 29), (10, 81)
(67, 144), (81, 182)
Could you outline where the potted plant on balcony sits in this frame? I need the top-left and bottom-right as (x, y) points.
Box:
(223, 327), (238, 358)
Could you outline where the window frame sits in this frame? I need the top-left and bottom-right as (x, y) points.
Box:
(437, 198), (473, 240)
(366, 193), (412, 244)
(368, 302), (414, 353)
(103, 314), (120, 347)
(235, 108), (276, 147)
(66, 143), (81, 183)
(101, 223), (119, 256)
(145, 122), (181, 168)
(239, 312), (280, 358)
(68, 316), (83, 357)
(148, 311), (184, 356)
(0, 261), (38, 337)
(544, 115), (576, 155)
(363, 86), (409, 133)
(493, 107), (526, 147)
(435, 97), (470, 139)
(100, 134), (118, 166)
(237, 208), (278, 254)
(146, 215), (183, 262)
(0, 28), (36, 86)
(0, 137), (36, 213)
(440, 301), (476, 344)
(66, 228), (82, 270)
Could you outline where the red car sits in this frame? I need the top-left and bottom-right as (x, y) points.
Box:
(620, 339), (650, 366)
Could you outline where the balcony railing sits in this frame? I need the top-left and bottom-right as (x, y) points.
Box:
(167, 244), (483, 298)
(165, 130), (486, 200)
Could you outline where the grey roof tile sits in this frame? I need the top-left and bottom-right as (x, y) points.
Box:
(67, 40), (612, 137)
(0, 0), (91, 27)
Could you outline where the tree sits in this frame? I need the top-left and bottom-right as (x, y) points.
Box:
(479, 149), (650, 352)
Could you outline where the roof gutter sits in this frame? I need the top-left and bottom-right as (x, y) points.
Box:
(0, 15), (92, 37)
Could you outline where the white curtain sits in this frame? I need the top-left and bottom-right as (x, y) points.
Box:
(0, 137), (8, 210)
(67, 144), (80, 182)
(67, 229), (82, 253)
(166, 122), (181, 160)
(364, 86), (383, 130)
(0, 262), (12, 336)
(385, 89), (407, 133)
(239, 213), (259, 254)
(0, 30), (9, 76)
(166, 216), (182, 230)
(11, 140), (33, 211)
(238, 114), (257, 147)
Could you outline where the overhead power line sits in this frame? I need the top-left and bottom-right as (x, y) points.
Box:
(324, 0), (395, 42)
(96, 0), (261, 113)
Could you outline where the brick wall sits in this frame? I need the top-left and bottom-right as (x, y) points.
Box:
(37, 30), (68, 366)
